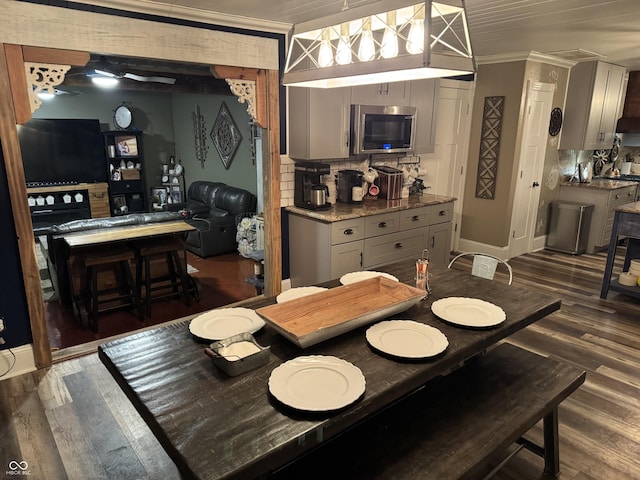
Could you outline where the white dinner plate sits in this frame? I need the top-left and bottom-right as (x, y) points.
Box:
(276, 286), (328, 303)
(339, 271), (399, 285)
(268, 356), (366, 411)
(189, 307), (265, 340)
(366, 320), (448, 359)
(431, 297), (506, 328)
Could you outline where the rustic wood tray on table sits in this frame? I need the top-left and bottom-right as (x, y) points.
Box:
(256, 277), (425, 348)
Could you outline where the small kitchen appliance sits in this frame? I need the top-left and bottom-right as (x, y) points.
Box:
(294, 161), (332, 210)
(337, 169), (365, 203)
(374, 165), (404, 199)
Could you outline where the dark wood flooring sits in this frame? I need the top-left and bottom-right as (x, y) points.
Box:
(46, 251), (258, 355)
(1, 249), (639, 479)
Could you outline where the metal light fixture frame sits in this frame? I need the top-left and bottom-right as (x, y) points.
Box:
(282, 0), (475, 88)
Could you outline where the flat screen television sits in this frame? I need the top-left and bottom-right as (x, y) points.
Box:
(18, 118), (108, 186)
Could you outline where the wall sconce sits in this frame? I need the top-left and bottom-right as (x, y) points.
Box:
(282, 0), (475, 88)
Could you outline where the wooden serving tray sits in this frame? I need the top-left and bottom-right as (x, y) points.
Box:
(256, 277), (426, 348)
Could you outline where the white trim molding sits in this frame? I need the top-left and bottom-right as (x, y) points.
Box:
(0, 344), (36, 382)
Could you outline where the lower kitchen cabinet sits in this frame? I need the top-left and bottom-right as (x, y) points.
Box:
(559, 183), (637, 253)
(288, 201), (453, 287)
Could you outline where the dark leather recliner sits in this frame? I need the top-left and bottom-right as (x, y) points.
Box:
(182, 181), (257, 257)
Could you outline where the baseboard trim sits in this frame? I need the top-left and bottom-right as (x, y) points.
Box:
(0, 344), (36, 381)
(457, 239), (510, 259)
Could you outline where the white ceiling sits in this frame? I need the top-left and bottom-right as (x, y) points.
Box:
(84, 0), (640, 70)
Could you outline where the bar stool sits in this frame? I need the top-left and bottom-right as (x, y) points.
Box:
(80, 245), (143, 332)
(133, 236), (192, 317)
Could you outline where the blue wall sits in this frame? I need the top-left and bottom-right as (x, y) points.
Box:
(0, 142), (33, 350)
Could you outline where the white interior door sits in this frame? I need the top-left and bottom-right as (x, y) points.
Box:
(509, 81), (554, 258)
(424, 80), (473, 251)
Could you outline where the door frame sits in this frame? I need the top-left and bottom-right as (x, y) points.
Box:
(508, 81), (554, 258)
(0, 4), (283, 369)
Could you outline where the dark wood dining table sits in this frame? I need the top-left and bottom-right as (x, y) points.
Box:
(98, 259), (561, 480)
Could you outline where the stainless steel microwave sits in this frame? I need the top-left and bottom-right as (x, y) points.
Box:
(350, 104), (417, 155)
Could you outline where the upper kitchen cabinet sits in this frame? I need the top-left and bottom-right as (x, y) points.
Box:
(289, 86), (351, 160)
(560, 61), (626, 151)
(351, 82), (409, 105)
(410, 79), (439, 154)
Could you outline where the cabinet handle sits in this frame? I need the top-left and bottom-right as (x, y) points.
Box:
(615, 194), (620, 200)
(438, 210), (446, 216)
(360, 252), (363, 267)
(411, 215), (419, 222)
(94, 192), (105, 198)
(378, 221), (387, 228)
(394, 242), (403, 249)
(343, 228), (354, 235)
(431, 237), (435, 248)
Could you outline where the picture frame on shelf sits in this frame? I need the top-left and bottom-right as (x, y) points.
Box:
(151, 187), (167, 206)
(115, 135), (139, 156)
(170, 189), (182, 204)
(112, 194), (127, 214)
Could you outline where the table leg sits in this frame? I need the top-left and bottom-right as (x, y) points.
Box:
(542, 405), (560, 476)
(600, 212), (620, 299)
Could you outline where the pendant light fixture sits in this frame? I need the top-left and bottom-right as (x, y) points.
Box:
(282, 0), (475, 88)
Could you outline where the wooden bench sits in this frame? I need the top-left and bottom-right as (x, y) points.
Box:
(271, 343), (586, 480)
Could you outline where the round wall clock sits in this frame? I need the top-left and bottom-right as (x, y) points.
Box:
(548, 107), (563, 136)
(114, 104), (133, 130)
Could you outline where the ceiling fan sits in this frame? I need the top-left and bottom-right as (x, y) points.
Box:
(71, 55), (177, 85)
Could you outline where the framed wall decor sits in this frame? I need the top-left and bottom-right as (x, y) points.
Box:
(211, 102), (242, 169)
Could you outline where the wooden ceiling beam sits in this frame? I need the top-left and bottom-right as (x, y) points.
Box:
(22, 46), (89, 67)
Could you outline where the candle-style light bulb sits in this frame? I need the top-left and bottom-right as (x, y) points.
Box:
(406, 5), (425, 55)
(380, 11), (398, 59)
(318, 28), (334, 68)
(358, 17), (375, 62)
(335, 23), (352, 65)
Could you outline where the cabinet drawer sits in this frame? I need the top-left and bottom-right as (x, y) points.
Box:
(364, 212), (399, 237)
(429, 203), (454, 224)
(363, 230), (426, 268)
(331, 218), (365, 245)
(608, 186), (636, 206)
(399, 206), (430, 230)
(330, 241), (364, 279)
(110, 180), (143, 194)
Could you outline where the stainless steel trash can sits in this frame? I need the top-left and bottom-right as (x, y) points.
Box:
(546, 201), (594, 255)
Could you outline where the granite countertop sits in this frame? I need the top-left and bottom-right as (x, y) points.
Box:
(285, 193), (456, 222)
(560, 178), (639, 190)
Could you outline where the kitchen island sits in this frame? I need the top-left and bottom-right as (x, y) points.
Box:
(601, 201), (640, 299)
(559, 179), (638, 253)
(98, 259), (580, 479)
(286, 193), (455, 287)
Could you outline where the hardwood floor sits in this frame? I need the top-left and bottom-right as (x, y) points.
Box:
(1, 249), (639, 479)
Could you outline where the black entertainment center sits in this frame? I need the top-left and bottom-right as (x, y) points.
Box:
(19, 118), (132, 234)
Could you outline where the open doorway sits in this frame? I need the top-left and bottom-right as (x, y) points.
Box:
(23, 53), (267, 358)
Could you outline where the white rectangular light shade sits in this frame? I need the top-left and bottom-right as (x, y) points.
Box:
(282, 0), (474, 88)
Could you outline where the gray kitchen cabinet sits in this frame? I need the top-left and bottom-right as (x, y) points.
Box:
(410, 79), (439, 154)
(288, 201), (453, 287)
(351, 82), (409, 105)
(288, 86), (351, 160)
(560, 61), (626, 151)
(559, 183), (637, 253)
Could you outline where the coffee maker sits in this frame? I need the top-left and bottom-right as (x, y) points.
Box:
(294, 161), (332, 210)
(337, 169), (365, 204)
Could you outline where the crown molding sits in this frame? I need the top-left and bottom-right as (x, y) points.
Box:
(477, 51), (576, 69)
(70, 0), (292, 34)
